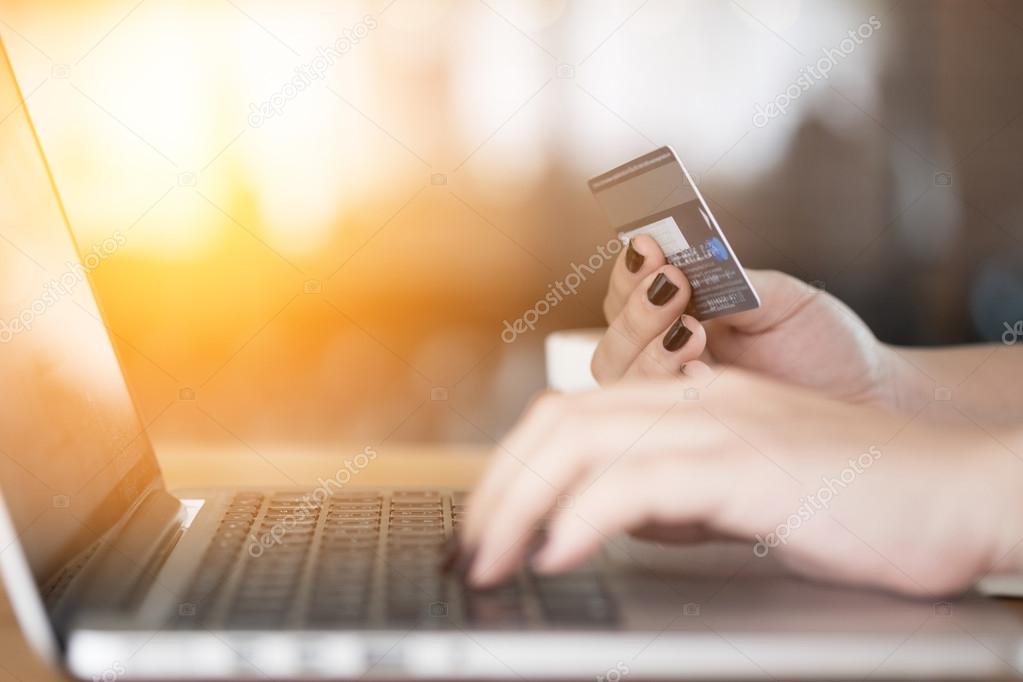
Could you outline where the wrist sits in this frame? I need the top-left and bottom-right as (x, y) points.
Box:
(877, 344), (934, 413)
(988, 426), (1023, 577)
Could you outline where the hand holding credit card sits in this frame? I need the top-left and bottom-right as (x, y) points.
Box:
(589, 146), (760, 320)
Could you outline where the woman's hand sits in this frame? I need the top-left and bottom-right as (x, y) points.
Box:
(596, 235), (901, 408)
(463, 371), (1023, 596)
(591, 237), (710, 383)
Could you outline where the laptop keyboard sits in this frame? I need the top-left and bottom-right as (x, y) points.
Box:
(177, 490), (618, 630)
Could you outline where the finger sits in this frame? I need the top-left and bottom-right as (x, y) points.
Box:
(704, 270), (823, 364)
(464, 388), (623, 550)
(629, 522), (745, 544)
(467, 414), (608, 586)
(472, 373), (711, 539)
(534, 456), (728, 574)
(622, 314), (707, 381)
(592, 265), (692, 384)
(464, 381), (717, 576)
(603, 234), (665, 322)
(629, 523), (715, 544)
(467, 384), (704, 586)
(682, 359), (716, 383)
(724, 270), (820, 333)
(462, 392), (564, 548)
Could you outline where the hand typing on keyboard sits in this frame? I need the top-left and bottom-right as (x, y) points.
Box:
(461, 370), (1023, 597)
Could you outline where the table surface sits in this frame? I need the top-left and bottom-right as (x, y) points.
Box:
(2, 442), (1022, 682)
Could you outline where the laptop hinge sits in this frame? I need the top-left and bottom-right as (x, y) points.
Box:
(55, 489), (185, 624)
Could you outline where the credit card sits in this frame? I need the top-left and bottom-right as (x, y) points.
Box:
(588, 146), (760, 320)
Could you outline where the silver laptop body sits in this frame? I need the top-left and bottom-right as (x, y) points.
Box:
(1, 37), (1022, 681)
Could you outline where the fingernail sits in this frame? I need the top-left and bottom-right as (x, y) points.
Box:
(647, 273), (679, 306)
(625, 242), (645, 273)
(663, 316), (693, 352)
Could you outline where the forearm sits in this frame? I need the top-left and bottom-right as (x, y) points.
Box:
(979, 421), (1023, 577)
(884, 344), (1023, 425)
(872, 344), (1023, 582)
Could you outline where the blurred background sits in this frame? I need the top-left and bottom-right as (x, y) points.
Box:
(1, 0), (1021, 451)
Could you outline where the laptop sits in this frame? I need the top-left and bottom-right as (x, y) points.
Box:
(2, 37), (1023, 681)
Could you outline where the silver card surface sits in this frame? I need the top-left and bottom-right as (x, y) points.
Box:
(589, 146), (760, 320)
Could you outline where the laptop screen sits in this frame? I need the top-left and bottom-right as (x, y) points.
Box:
(0, 43), (161, 587)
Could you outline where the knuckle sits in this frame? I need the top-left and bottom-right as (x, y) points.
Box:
(636, 347), (673, 376)
(550, 410), (593, 456)
(616, 302), (647, 345)
(530, 390), (566, 420)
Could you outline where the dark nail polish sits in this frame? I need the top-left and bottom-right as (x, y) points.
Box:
(663, 317), (693, 352)
(647, 273), (679, 306)
(625, 243), (645, 273)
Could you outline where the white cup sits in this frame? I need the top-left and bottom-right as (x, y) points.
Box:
(543, 328), (605, 393)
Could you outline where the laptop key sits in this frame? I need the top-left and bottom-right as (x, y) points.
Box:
(181, 489), (619, 631)
(390, 502), (442, 510)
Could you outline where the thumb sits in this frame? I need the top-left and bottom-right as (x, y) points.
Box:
(721, 270), (821, 334)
